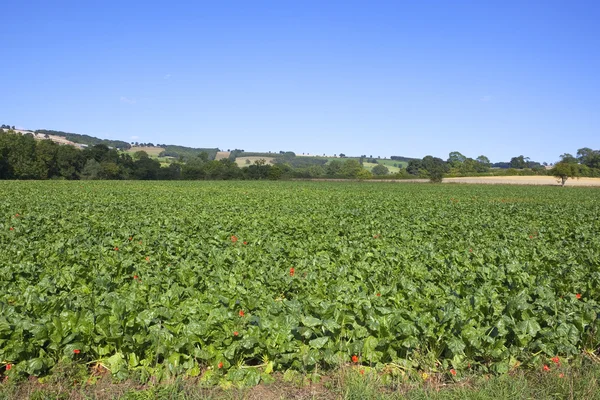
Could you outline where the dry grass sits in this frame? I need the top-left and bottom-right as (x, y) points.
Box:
(3, 362), (600, 400)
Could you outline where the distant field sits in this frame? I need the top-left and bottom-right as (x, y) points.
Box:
(127, 146), (165, 156)
(235, 156), (275, 167)
(215, 151), (231, 160)
(363, 162), (402, 174)
(322, 157), (408, 173)
(377, 158), (408, 169)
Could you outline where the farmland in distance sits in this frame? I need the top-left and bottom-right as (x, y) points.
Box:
(1, 181), (599, 385)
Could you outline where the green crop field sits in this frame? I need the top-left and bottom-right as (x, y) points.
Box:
(1, 181), (599, 387)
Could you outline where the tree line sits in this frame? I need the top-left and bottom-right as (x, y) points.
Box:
(0, 130), (391, 180)
(1, 128), (599, 182)
(0, 130), (264, 180)
(550, 150), (600, 185)
(403, 150), (600, 183)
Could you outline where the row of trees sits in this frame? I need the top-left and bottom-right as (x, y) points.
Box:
(0, 131), (163, 180)
(2, 129), (599, 182)
(0, 130), (390, 181)
(0, 130), (328, 180)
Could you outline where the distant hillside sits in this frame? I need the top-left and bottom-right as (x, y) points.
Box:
(35, 129), (131, 150)
(227, 150), (415, 169)
(31, 128), (218, 159)
(229, 150), (327, 168)
(6, 124), (416, 166)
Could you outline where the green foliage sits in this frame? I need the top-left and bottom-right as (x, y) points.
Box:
(232, 151), (274, 158)
(158, 146), (218, 161)
(422, 156), (449, 182)
(0, 181), (599, 385)
(476, 155), (491, 166)
(390, 155), (417, 163)
(326, 160), (343, 176)
(276, 156), (327, 168)
(577, 148), (600, 169)
(551, 161), (580, 186)
(81, 159), (102, 180)
(340, 159), (363, 178)
(133, 151), (150, 160)
(371, 164), (390, 176)
(182, 158), (242, 180)
(447, 151), (467, 168)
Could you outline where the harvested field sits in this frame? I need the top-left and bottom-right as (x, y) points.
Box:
(215, 151), (231, 160)
(445, 176), (600, 186)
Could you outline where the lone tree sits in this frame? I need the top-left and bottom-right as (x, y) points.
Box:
(133, 150), (149, 160)
(551, 161), (579, 186)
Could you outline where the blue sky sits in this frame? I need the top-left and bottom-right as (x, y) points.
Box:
(1, 1), (599, 162)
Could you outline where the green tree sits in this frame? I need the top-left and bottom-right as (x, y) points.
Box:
(459, 158), (479, 175)
(510, 155), (527, 169)
(99, 161), (122, 179)
(371, 164), (389, 176)
(34, 139), (59, 179)
(406, 159), (424, 176)
(132, 156), (161, 180)
(198, 151), (209, 162)
(268, 165), (284, 180)
(551, 161), (580, 186)
(181, 162), (206, 180)
(340, 159), (363, 178)
(577, 148), (600, 169)
(81, 159), (102, 180)
(356, 169), (372, 180)
(9, 133), (41, 178)
(447, 151), (467, 167)
(0, 133), (15, 179)
(56, 145), (84, 179)
(326, 160), (343, 177)
(133, 150), (149, 160)
(476, 155), (491, 168)
(559, 153), (578, 164)
(422, 156), (449, 183)
(307, 165), (324, 178)
(157, 163), (182, 180)
(84, 144), (110, 162)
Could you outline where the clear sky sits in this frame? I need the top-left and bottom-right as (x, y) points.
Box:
(1, 1), (599, 163)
